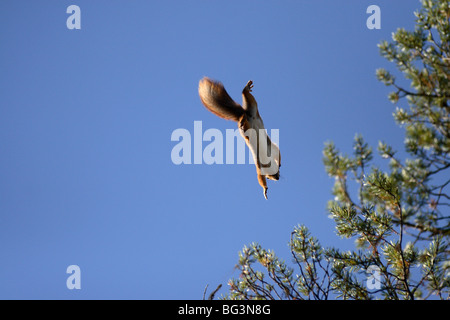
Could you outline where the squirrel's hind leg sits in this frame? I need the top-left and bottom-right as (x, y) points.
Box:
(257, 174), (268, 200)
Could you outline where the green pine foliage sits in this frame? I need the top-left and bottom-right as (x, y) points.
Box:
(223, 0), (449, 300)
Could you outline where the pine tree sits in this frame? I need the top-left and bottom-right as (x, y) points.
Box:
(223, 0), (449, 300)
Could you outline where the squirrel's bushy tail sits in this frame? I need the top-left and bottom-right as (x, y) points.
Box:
(198, 77), (244, 122)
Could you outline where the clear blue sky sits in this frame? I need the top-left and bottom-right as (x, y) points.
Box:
(0, 1), (422, 299)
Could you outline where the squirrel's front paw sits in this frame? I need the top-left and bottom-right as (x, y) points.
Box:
(246, 80), (254, 92)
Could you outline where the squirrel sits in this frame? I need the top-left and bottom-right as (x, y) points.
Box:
(198, 77), (281, 199)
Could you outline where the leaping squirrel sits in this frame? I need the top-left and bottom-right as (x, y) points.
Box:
(198, 77), (281, 199)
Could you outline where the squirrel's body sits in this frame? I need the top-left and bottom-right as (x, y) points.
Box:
(198, 77), (281, 199)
